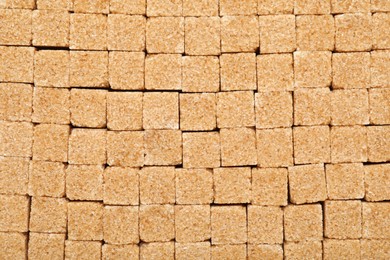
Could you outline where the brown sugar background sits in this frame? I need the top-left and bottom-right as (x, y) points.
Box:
(0, 0), (390, 259)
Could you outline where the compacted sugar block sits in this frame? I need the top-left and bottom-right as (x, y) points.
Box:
(110, 0), (145, 14)
(0, 9), (31, 46)
(180, 93), (216, 131)
(367, 126), (390, 162)
(258, 0), (293, 14)
(365, 164), (390, 201)
(371, 50), (390, 88)
(331, 0), (370, 13)
(107, 131), (144, 167)
(284, 241), (323, 260)
(32, 10), (69, 47)
(28, 233), (65, 260)
(361, 239), (390, 259)
(73, 0), (109, 13)
(104, 167), (139, 205)
(34, 50), (69, 88)
(323, 239), (360, 260)
(182, 56), (220, 92)
(0, 195), (29, 232)
(362, 202), (390, 239)
(0, 121), (33, 157)
(103, 206), (139, 244)
(257, 54), (294, 91)
(0, 157), (29, 195)
(212, 244), (247, 259)
(175, 242), (211, 260)
(145, 54), (181, 90)
(294, 0), (330, 14)
(296, 15), (334, 51)
(33, 124), (69, 162)
(183, 132), (220, 168)
(331, 126), (367, 163)
(107, 92), (143, 130)
(211, 206), (247, 244)
(248, 206), (283, 244)
(144, 130), (182, 166)
(65, 241), (102, 260)
(373, 13), (390, 50)
(219, 0), (257, 15)
(183, 0), (218, 16)
(0, 83), (33, 122)
(371, 0), (390, 11)
(66, 165), (103, 201)
(139, 205), (175, 242)
(0, 46), (34, 83)
(185, 17), (220, 56)
(175, 205), (211, 242)
(369, 88), (390, 124)
(0, 232), (27, 260)
(140, 242), (175, 260)
(140, 167), (175, 205)
(36, 0), (73, 10)
(248, 244), (283, 260)
(70, 14), (107, 50)
(28, 161), (65, 198)
(108, 15), (145, 51)
(147, 0), (182, 16)
(103, 244), (139, 260)
(29, 197), (67, 233)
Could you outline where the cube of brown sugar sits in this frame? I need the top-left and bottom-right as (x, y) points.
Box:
(110, 0), (145, 14)
(250, 245), (283, 260)
(180, 93), (216, 131)
(296, 15), (334, 51)
(331, 126), (367, 163)
(143, 92), (178, 129)
(68, 202), (103, 240)
(36, 0), (72, 10)
(107, 131), (144, 167)
(104, 206), (139, 244)
(220, 0), (256, 15)
(70, 51), (108, 88)
(220, 53), (256, 91)
(104, 167), (139, 205)
(361, 240), (390, 259)
(212, 244), (247, 259)
(221, 16), (259, 53)
(259, 15), (296, 53)
(183, 0), (217, 16)
(363, 202), (390, 239)
(34, 50), (69, 88)
(325, 163), (364, 200)
(257, 54), (294, 91)
(28, 161), (65, 198)
(0, 232), (27, 260)
(70, 14), (106, 50)
(0, 83), (32, 122)
(0, 157), (29, 195)
(1, 0), (35, 8)
(140, 167), (175, 204)
(147, 17), (184, 54)
(140, 205), (175, 242)
(214, 167), (251, 204)
(258, 0), (293, 14)
(284, 241), (322, 260)
(108, 15), (145, 51)
(141, 242), (175, 260)
(0, 195), (29, 232)
(371, 0), (390, 11)
(145, 54), (181, 90)
(294, 51), (332, 88)
(294, 0), (330, 14)
(65, 241), (102, 260)
(176, 169), (213, 205)
(284, 204), (323, 241)
(331, 0), (370, 13)
(107, 92), (143, 130)
(248, 206), (283, 244)
(32, 10), (69, 47)
(371, 50), (390, 88)
(335, 14), (372, 52)
(66, 165), (103, 200)
(0, 121), (33, 157)
(373, 13), (390, 50)
(175, 205), (211, 242)
(103, 244), (139, 260)
(211, 206), (247, 244)
(370, 89), (390, 124)
(147, 0), (182, 16)
(185, 17), (220, 56)
(0, 9), (31, 46)
(29, 197), (67, 233)
(288, 164), (327, 204)
(368, 126), (390, 162)
(73, 0), (109, 13)
(144, 130), (182, 166)
(365, 164), (390, 201)
(0, 46), (34, 83)
(68, 128), (107, 165)
(325, 200), (362, 239)
(323, 240), (360, 260)
(294, 126), (330, 164)
(33, 124), (69, 162)
(182, 56), (219, 92)
(175, 242), (210, 260)
(28, 233), (65, 260)
(252, 167), (288, 206)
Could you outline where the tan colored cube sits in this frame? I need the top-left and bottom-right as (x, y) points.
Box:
(0, 121), (33, 157)
(70, 51), (108, 87)
(140, 205), (175, 242)
(212, 244), (247, 259)
(368, 126), (390, 162)
(109, 51), (144, 90)
(34, 50), (69, 88)
(284, 241), (322, 260)
(361, 239), (390, 260)
(373, 13), (390, 50)
(145, 54), (181, 90)
(70, 88), (107, 128)
(68, 128), (107, 165)
(294, 126), (330, 164)
(0, 157), (29, 195)
(248, 206), (283, 244)
(70, 14), (106, 50)
(258, 0), (293, 14)
(143, 92), (178, 129)
(220, 0), (256, 15)
(68, 202), (103, 240)
(365, 164), (390, 201)
(176, 169), (213, 205)
(0, 232), (27, 260)
(0, 83), (32, 122)
(103, 244), (139, 260)
(175, 205), (211, 242)
(29, 197), (67, 233)
(371, 50), (390, 88)
(1, 0), (35, 8)
(73, 0), (109, 13)
(325, 163), (364, 200)
(323, 239), (360, 260)
(36, 0), (72, 10)
(363, 202), (390, 239)
(284, 204), (323, 241)
(107, 131), (144, 167)
(211, 206), (247, 244)
(65, 241), (102, 260)
(66, 165), (103, 201)
(220, 53), (256, 91)
(296, 15), (334, 51)
(108, 15), (145, 51)
(183, 132), (220, 168)
(140, 242), (174, 260)
(331, 0), (370, 13)
(140, 167), (175, 204)
(104, 167), (139, 205)
(0, 9), (31, 45)
(183, 0), (218, 16)
(107, 92), (143, 130)
(294, 0), (330, 14)
(28, 161), (65, 198)
(32, 10), (69, 47)
(147, 0), (182, 16)
(331, 126), (367, 163)
(0, 195), (29, 232)
(0, 46), (34, 83)
(249, 244), (283, 259)
(180, 93), (216, 131)
(104, 206), (139, 244)
(185, 17), (220, 55)
(371, 0), (390, 11)
(257, 54), (293, 91)
(28, 233), (65, 260)
(147, 17), (184, 54)
(110, 0), (145, 14)
(369, 89), (390, 124)
(182, 56), (219, 92)
(214, 167), (251, 204)
(221, 16), (258, 53)
(175, 242), (210, 260)
(144, 130), (182, 166)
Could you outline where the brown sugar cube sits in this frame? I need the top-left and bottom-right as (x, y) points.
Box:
(331, 89), (369, 126)
(323, 239), (360, 260)
(185, 17), (220, 56)
(259, 15), (295, 54)
(0, 46), (34, 83)
(368, 126), (390, 162)
(294, 51), (332, 88)
(370, 89), (390, 124)
(141, 242), (175, 260)
(294, 88), (331, 126)
(1, 0), (35, 8)
(28, 233), (65, 260)
(294, 0), (330, 14)
(0, 157), (29, 195)
(0, 195), (29, 232)
(110, 0), (145, 14)
(325, 163), (364, 200)
(220, 0), (256, 15)
(145, 54), (181, 90)
(255, 92), (293, 128)
(36, 0), (72, 10)
(371, 50), (390, 88)
(107, 92), (143, 130)
(0, 9), (31, 46)
(331, 0), (370, 13)
(248, 244), (283, 260)
(257, 54), (293, 91)
(107, 131), (144, 167)
(214, 167), (251, 204)
(212, 244), (247, 259)
(331, 126), (367, 163)
(34, 50), (69, 88)
(0, 83), (32, 122)
(33, 124), (69, 162)
(104, 167), (139, 205)
(361, 239), (390, 259)
(332, 52), (370, 89)
(183, 0), (218, 16)
(70, 14), (106, 50)
(68, 202), (103, 240)
(296, 15), (334, 51)
(147, 0), (182, 16)
(73, 0), (108, 13)
(144, 130), (182, 166)
(68, 128), (106, 165)
(32, 87), (69, 124)
(176, 169), (213, 205)
(140, 167), (175, 204)
(175, 242), (210, 260)
(0, 121), (33, 157)
(325, 200), (362, 239)
(365, 164), (390, 201)
(139, 205), (175, 242)
(32, 10), (69, 47)
(66, 165), (103, 201)
(70, 51), (108, 88)
(147, 17), (184, 54)
(29, 161), (65, 198)
(252, 167), (288, 206)
(363, 202), (390, 239)
(248, 206), (283, 244)
(103, 244), (139, 260)
(294, 126), (330, 164)
(221, 16), (259, 53)
(182, 56), (219, 92)
(65, 241), (102, 260)
(284, 241), (322, 260)
(0, 233), (27, 260)
(288, 164), (327, 204)
(372, 0), (390, 11)
(180, 93), (216, 131)
(258, 0), (293, 14)
(373, 13), (390, 50)
(143, 92), (178, 129)
(108, 15), (145, 51)
(211, 206), (247, 244)
(335, 14), (372, 52)
(220, 53), (256, 91)
(29, 197), (67, 233)
(175, 205), (211, 242)
(284, 204), (323, 241)
(104, 206), (139, 244)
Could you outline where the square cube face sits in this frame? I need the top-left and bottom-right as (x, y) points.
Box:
(371, 0), (390, 11)
(36, 0), (72, 10)
(65, 241), (102, 260)
(257, 54), (293, 91)
(108, 15), (145, 51)
(34, 50), (69, 88)
(176, 169), (213, 205)
(0, 121), (33, 157)
(28, 233), (65, 260)
(183, 0), (218, 16)
(104, 167), (139, 205)
(0, 157), (29, 195)
(66, 165), (103, 201)
(0, 83), (32, 122)
(294, 126), (330, 164)
(220, 53), (256, 91)
(363, 202), (390, 239)
(323, 240), (360, 260)
(0, 233), (27, 260)
(214, 167), (251, 204)
(331, 0), (370, 13)
(29, 197), (67, 233)
(147, 17), (184, 54)
(325, 163), (364, 200)
(107, 131), (144, 167)
(284, 241), (322, 260)
(371, 50), (390, 88)
(180, 93), (216, 131)
(183, 132), (220, 168)
(110, 0), (145, 14)
(252, 168), (288, 206)
(103, 206), (139, 244)
(32, 10), (69, 47)
(248, 206), (283, 244)
(220, 0), (257, 15)
(140, 205), (175, 242)
(28, 161), (65, 198)
(361, 240), (390, 260)
(0, 9), (31, 46)
(212, 244), (247, 259)
(141, 242), (175, 260)
(0, 195), (29, 232)
(331, 126), (367, 163)
(373, 13), (390, 50)
(145, 54), (181, 90)
(175, 242), (210, 260)
(73, 0), (109, 13)
(175, 205), (211, 242)
(284, 204), (323, 241)
(296, 15), (334, 51)
(365, 164), (390, 201)
(248, 244), (283, 260)
(0, 46), (34, 83)
(144, 130), (182, 166)
(211, 206), (247, 244)
(109, 51), (144, 90)
(370, 89), (390, 124)
(185, 17), (220, 55)
(258, 0), (293, 14)
(140, 167), (175, 205)
(147, 0), (182, 16)
(70, 14), (107, 50)
(143, 92), (179, 130)
(368, 126), (390, 162)
(103, 245), (139, 260)
(33, 124), (69, 162)
(68, 202), (103, 241)
(294, 0), (330, 14)
(182, 56), (219, 92)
